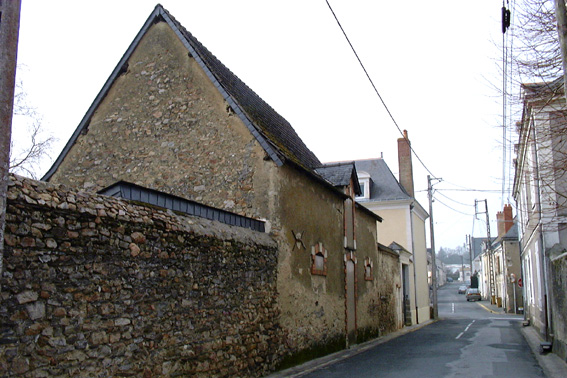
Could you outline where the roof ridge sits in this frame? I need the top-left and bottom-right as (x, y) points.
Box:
(160, 5), (322, 170)
(43, 4), (322, 181)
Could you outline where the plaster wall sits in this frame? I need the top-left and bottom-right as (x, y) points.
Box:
(411, 209), (430, 322)
(375, 206), (410, 249)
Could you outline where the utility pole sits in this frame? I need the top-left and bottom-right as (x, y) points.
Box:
(428, 175), (441, 320)
(468, 234), (474, 280)
(555, 0), (567, 102)
(0, 0), (22, 289)
(461, 255), (465, 282)
(475, 199), (495, 304)
(467, 235), (472, 273)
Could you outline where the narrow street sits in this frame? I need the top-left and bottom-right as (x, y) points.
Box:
(270, 283), (546, 378)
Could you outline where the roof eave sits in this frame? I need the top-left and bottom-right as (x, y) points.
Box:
(42, 5), (286, 182)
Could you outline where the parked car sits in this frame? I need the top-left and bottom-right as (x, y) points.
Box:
(458, 285), (467, 294)
(447, 277), (453, 282)
(466, 288), (481, 301)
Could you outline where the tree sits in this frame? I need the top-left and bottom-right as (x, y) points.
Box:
(10, 75), (56, 179)
(514, 0), (561, 83)
(511, 0), (567, 230)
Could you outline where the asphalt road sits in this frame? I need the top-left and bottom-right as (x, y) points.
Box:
(291, 283), (545, 378)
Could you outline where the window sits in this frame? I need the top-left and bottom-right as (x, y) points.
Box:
(311, 242), (328, 276)
(364, 257), (373, 281)
(356, 171), (371, 200)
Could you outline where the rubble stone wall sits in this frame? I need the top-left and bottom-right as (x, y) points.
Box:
(551, 256), (567, 361)
(0, 175), (283, 377)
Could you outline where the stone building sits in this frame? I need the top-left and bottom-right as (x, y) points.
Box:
(37, 4), (401, 373)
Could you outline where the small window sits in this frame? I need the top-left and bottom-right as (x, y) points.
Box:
(356, 171), (371, 200)
(364, 257), (373, 281)
(311, 242), (328, 276)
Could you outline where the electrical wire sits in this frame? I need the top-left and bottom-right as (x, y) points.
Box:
(324, 0), (437, 179)
(324, 0), (504, 240)
(502, 0), (508, 209)
(435, 190), (476, 207)
(436, 188), (502, 193)
(433, 197), (476, 217)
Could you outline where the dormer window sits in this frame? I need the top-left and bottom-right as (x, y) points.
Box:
(356, 171), (371, 200)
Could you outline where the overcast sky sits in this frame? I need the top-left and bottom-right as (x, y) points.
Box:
(13, 0), (510, 251)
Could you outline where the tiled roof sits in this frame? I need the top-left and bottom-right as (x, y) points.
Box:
(43, 4), (321, 181)
(160, 6), (321, 170)
(354, 158), (411, 202)
(315, 162), (361, 195)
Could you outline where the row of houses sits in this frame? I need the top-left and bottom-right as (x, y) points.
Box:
(471, 205), (522, 315)
(470, 78), (567, 363)
(1, 4), (432, 376)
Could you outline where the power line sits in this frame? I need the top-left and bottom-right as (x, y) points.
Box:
(324, 0), (436, 179)
(433, 197), (476, 216)
(435, 190), (476, 207)
(436, 188), (502, 193)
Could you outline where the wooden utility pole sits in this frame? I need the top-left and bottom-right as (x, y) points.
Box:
(428, 175), (440, 320)
(555, 0), (567, 102)
(0, 0), (22, 285)
(468, 234), (474, 279)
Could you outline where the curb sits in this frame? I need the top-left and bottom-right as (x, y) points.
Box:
(265, 319), (438, 378)
(476, 302), (505, 315)
(520, 326), (567, 378)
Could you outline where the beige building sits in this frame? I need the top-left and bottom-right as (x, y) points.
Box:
(354, 131), (430, 325)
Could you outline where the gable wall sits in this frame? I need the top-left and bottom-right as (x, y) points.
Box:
(48, 21), (267, 219)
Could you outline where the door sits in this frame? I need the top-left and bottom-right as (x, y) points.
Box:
(346, 258), (356, 346)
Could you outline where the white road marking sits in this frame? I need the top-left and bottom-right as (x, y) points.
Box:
(452, 303), (455, 313)
(456, 320), (475, 340)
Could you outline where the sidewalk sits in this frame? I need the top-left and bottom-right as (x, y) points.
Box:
(477, 300), (567, 378)
(265, 319), (437, 378)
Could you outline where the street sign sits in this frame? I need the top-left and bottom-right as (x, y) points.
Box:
(518, 278), (523, 287)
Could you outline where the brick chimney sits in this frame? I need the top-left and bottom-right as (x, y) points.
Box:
(496, 204), (514, 237)
(397, 130), (414, 197)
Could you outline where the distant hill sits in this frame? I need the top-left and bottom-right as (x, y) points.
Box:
(438, 253), (470, 265)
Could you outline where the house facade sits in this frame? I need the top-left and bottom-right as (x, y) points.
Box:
(39, 4), (400, 369)
(480, 205), (523, 313)
(513, 78), (567, 360)
(353, 131), (430, 326)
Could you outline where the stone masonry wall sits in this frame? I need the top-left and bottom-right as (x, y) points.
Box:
(0, 175), (283, 377)
(550, 255), (567, 361)
(48, 22), (265, 219)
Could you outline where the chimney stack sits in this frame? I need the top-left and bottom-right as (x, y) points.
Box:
(397, 130), (414, 197)
(496, 204), (514, 237)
